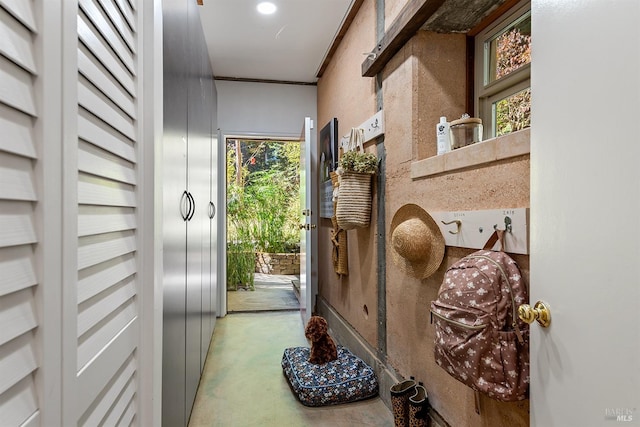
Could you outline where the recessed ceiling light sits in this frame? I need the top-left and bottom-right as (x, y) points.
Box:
(257, 2), (277, 15)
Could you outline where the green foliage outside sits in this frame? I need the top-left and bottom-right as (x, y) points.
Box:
(495, 21), (531, 136)
(226, 140), (301, 290)
(227, 242), (255, 291)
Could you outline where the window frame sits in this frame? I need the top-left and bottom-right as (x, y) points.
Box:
(474, 0), (531, 139)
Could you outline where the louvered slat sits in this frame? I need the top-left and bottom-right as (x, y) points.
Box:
(78, 356), (136, 426)
(78, 254), (136, 304)
(0, 7), (36, 73)
(124, 0), (135, 12)
(0, 152), (37, 201)
(0, 0), (36, 32)
(0, 333), (37, 396)
(0, 202), (36, 249)
(113, 0), (135, 33)
(102, 374), (136, 426)
(78, 206), (136, 238)
(79, 140), (136, 184)
(77, 231), (136, 271)
(77, 298), (136, 369)
(77, 13), (134, 96)
(78, 47), (136, 119)
(0, 246), (36, 297)
(78, 174), (136, 207)
(77, 277), (135, 337)
(0, 103), (36, 158)
(97, 0), (135, 53)
(79, 0), (135, 75)
(78, 78), (135, 140)
(76, 320), (137, 414)
(20, 411), (39, 427)
(78, 110), (136, 163)
(0, 55), (36, 116)
(0, 376), (38, 427)
(116, 397), (136, 427)
(0, 289), (37, 348)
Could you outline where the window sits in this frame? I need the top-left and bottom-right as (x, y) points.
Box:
(475, 1), (531, 139)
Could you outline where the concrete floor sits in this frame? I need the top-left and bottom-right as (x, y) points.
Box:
(188, 311), (394, 427)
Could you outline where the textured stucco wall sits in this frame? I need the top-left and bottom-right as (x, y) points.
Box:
(317, 3), (530, 427)
(385, 0), (410, 31)
(317, 0), (379, 349)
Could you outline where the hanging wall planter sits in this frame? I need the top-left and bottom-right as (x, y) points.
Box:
(335, 129), (378, 230)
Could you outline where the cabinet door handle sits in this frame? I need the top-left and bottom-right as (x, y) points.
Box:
(208, 201), (216, 219)
(187, 192), (196, 221)
(180, 190), (189, 221)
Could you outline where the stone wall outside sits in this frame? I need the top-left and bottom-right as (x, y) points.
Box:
(255, 252), (301, 275)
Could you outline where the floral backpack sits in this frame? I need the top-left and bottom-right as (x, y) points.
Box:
(430, 231), (530, 402)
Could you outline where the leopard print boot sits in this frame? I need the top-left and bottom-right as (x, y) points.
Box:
(390, 377), (416, 427)
(408, 382), (428, 427)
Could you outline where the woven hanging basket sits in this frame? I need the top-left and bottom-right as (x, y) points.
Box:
(335, 171), (372, 230)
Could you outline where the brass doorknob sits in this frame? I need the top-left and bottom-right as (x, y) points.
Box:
(518, 301), (551, 327)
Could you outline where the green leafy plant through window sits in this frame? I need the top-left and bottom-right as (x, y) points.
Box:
(476, 2), (531, 138)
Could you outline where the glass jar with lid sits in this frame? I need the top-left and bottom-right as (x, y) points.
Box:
(450, 116), (483, 149)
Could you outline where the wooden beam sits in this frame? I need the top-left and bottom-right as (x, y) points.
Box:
(361, 0), (446, 77)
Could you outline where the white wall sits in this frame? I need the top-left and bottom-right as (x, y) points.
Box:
(216, 80), (317, 137)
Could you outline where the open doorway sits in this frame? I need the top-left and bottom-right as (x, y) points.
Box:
(225, 137), (302, 312)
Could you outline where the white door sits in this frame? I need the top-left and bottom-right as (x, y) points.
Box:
(530, 1), (640, 425)
(299, 117), (318, 326)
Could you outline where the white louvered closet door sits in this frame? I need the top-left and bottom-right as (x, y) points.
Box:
(0, 0), (158, 425)
(75, 0), (143, 425)
(0, 1), (42, 426)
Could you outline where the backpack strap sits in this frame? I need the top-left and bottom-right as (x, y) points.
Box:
(482, 229), (505, 251)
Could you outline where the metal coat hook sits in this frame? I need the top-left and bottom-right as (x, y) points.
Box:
(371, 118), (379, 128)
(363, 52), (377, 60)
(493, 216), (513, 233)
(441, 219), (462, 235)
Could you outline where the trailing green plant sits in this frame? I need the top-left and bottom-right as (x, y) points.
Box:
(339, 150), (378, 174)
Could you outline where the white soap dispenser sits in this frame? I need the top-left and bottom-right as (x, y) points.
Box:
(436, 116), (451, 155)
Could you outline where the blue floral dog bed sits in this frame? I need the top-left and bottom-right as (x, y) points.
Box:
(281, 345), (378, 406)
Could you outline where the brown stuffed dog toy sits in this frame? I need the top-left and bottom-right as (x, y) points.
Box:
(305, 316), (338, 365)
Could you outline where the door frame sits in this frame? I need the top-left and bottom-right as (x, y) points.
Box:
(217, 131), (305, 317)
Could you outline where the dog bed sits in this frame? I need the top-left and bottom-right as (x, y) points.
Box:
(281, 345), (378, 406)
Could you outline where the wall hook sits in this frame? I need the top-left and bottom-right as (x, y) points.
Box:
(363, 52), (377, 60)
(493, 216), (512, 233)
(441, 220), (462, 235)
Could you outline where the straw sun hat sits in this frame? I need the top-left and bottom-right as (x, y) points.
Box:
(390, 204), (445, 279)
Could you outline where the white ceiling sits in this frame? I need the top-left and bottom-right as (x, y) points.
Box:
(197, 0), (354, 83)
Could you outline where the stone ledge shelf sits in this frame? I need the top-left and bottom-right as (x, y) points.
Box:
(411, 128), (530, 179)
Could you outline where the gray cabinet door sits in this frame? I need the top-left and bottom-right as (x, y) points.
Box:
(162, 0), (189, 426)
